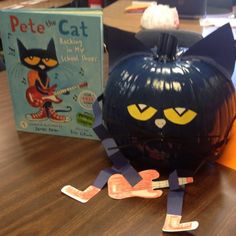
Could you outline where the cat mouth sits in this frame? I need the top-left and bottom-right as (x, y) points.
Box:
(131, 136), (169, 160)
(143, 145), (167, 160)
(129, 134), (222, 160)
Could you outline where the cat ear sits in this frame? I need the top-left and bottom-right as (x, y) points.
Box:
(182, 23), (235, 78)
(17, 39), (28, 63)
(47, 38), (57, 57)
(47, 38), (55, 50)
(104, 24), (149, 71)
(17, 39), (27, 55)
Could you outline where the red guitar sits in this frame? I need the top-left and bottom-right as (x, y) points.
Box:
(26, 82), (88, 107)
(108, 169), (193, 199)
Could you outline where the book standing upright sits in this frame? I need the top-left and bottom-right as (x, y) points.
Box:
(0, 8), (103, 139)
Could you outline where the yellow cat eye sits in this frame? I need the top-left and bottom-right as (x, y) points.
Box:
(127, 104), (157, 121)
(164, 107), (197, 125)
(24, 56), (40, 65)
(42, 58), (58, 67)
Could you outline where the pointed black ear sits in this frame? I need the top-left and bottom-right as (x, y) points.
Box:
(104, 25), (148, 70)
(183, 24), (235, 78)
(17, 39), (27, 57)
(47, 38), (57, 58)
(47, 38), (55, 50)
(47, 38), (56, 51)
(17, 39), (28, 63)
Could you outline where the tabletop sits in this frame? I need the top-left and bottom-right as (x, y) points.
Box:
(103, 0), (236, 38)
(1, 70), (236, 236)
(1, 1), (236, 235)
(103, 0), (204, 34)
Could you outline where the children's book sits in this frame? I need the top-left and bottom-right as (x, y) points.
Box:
(0, 8), (103, 139)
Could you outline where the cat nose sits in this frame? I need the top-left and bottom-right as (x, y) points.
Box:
(39, 64), (46, 70)
(155, 119), (166, 128)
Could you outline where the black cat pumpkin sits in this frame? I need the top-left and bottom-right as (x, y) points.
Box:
(61, 24), (235, 233)
(102, 24), (236, 171)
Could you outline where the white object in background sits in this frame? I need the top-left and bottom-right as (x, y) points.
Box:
(199, 13), (236, 27)
(140, 3), (179, 29)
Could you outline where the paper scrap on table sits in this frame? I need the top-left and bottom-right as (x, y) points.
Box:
(125, 1), (156, 13)
(200, 13), (236, 27)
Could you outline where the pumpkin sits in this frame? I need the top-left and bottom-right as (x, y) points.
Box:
(102, 24), (236, 171)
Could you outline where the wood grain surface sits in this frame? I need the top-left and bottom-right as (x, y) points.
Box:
(1, 69), (236, 236)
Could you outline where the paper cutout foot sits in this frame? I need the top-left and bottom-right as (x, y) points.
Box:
(61, 185), (101, 203)
(162, 214), (199, 232)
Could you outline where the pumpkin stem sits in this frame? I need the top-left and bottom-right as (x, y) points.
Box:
(157, 33), (178, 62)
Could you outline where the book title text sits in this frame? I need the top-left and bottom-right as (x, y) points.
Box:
(9, 15), (88, 37)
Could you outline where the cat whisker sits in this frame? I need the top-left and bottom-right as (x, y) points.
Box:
(57, 69), (75, 80)
(9, 63), (20, 75)
(56, 67), (73, 78)
(9, 63), (24, 79)
(59, 63), (78, 75)
(58, 64), (74, 73)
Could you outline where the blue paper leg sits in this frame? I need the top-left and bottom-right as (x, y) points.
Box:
(162, 170), (199, 232)
(93, 168), (117, 189)
(167, 170), (184, 216)
(92, 96), (142, 186)
(166, 170), (184, 215)
(167, 189), (184, 216)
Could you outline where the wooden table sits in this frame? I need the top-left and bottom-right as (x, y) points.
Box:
(103, 0), (203, 34)
(1, 1), (236, 235)
(1, 72), (236, 235)
(103, 0), (236, 38)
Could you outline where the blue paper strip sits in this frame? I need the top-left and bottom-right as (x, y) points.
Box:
(168, 170), (181, 191)
(167, 170), (185, 215)
(93, 168), (117, 189)
(167, 190), (184, 215)
(92, 96), (142, 186)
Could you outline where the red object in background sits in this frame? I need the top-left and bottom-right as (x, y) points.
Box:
(88, 0), (102, 7)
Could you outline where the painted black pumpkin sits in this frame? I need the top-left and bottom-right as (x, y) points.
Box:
(103, 25), (236, 171)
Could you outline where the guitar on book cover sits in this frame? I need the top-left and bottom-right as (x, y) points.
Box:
(26, 82), (88, 107)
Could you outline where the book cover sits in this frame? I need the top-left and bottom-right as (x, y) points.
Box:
(0, 8), (103, 139)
